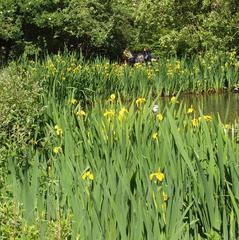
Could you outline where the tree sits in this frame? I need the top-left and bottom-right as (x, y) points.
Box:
(0, 0), (136, 60)
(0, 0), (238, 60)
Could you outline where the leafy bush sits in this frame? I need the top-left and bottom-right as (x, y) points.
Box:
(0, 0), (238, 59)
(0, 63), (42, 144)
(0, 63), (43, 239)
(0, 62), (43, 178)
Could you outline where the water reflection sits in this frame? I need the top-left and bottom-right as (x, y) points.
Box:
(163, 93), (239, 123)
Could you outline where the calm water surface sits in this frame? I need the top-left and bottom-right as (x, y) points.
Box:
(163, 93), (239, 123)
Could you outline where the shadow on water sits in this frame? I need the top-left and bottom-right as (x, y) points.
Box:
(161, 93), (239, 123)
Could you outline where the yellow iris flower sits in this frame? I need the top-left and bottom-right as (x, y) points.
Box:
(82, 170), (94, 181)
(136, 97), (146, 107)
(152, 132), (158, 140)
(53, 146), (62, 154)
(157, 113), (163, 121)
(149, 171), (165, 182)
(170, 96), (179, 104)
(192, 118), (199, 127)
(54, 125), (63, 136)
(76, 110), (86, 117)
(70, 98), (78, 105)
(187, 106), (194, 113)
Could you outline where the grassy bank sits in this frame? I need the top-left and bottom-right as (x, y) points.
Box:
(5, 96), (239, 239)
(22, 51), (239, 102)
(1, 52), (239, 239)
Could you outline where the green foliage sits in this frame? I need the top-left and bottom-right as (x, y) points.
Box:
(0, 61), (43, 180)
(0, 0), (135, 59)
(1, 54), (239, 238)
(0, 0), (238, 60)
(0, 194), (72, 239)
(0, 63), (43, 144)
(26, 52), (239, 103)
(134, 0), (239, 55)
(6, 94), (239, 239)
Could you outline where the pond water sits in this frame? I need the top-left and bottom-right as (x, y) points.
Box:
(163, 93), (239, 123)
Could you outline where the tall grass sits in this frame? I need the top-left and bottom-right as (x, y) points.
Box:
(2, 51), (239, 239)
(18, 51), (239, 103)
(7, 93), (239, 239)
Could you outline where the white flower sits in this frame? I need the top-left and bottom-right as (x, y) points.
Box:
(152, 105), (159, 113)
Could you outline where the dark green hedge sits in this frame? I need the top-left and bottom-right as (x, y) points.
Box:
(0, 0), (238, 61)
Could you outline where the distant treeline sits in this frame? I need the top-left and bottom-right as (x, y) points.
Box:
(0, 0), (238, 61)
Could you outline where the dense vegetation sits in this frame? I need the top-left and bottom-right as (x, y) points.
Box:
(0, 0), (239, 61)
(1, 0), (239, 238)
(0, 53), (239, 238)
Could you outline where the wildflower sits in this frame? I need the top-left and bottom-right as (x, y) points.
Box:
(82, 170), (94, 181)
(167, 69), (174, 76)
(152, 105), (159, 113)
(202, 115), (212, 122)
(170, 96), (178, 104)
(70, 98), (78, 105)
(53, 146), (62, 154)
(152, 132), (158, 140)
(54, 125), (63, 136)
(136, 97), (146, 107)
(103, 110), (115, 119)
(134, 63), (143, 69)
(156, 113), (163, 121)
(147, 69), (154, 80)
(47, 61), (56, 73)
(108, 94), (116, 103)
(76, 110), (86, 117)
(162, 191), (168, 202)
(223, 124), (231, 129)
(192, 118), (199, 127)
(187, 106), (194, 114)
(118, 107), (128, 121)
(149, 171), (165, 182)
(175, 60), (181, 70)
